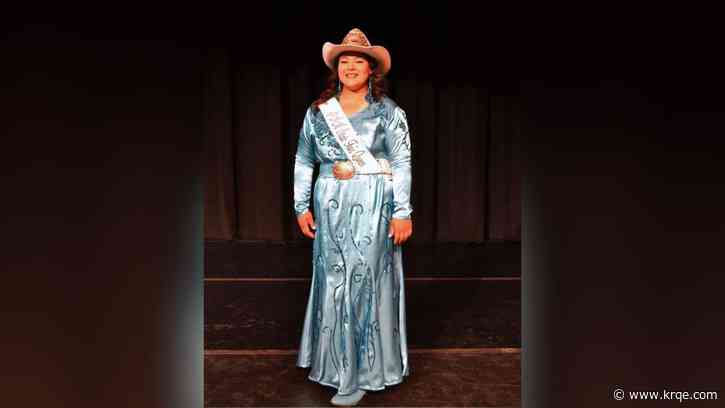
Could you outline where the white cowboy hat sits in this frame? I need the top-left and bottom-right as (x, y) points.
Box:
(322, 28), (391, 75)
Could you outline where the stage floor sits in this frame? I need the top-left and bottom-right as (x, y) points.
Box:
(205, 348), (520, 407)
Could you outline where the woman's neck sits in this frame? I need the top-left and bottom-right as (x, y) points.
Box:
(339, 85), (368, 101)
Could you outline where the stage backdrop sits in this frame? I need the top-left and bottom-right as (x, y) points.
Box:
(204, 48), (521, 244)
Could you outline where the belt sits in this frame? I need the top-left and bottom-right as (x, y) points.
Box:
(319, 158), (392, 179)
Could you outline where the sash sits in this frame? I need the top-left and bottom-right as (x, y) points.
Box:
(319, 97), (382, 173)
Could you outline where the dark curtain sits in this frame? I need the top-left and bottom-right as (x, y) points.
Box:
(204, 49), (521, 243)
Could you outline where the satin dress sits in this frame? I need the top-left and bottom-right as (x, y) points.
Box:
(293, 95), (413, 395)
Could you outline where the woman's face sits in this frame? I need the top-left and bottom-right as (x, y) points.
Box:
(337, 53), (372, 92)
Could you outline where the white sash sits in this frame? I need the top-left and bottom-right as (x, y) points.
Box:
(319, 97), (382, 173)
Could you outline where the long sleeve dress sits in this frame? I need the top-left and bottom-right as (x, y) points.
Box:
(293, 94), (412, 395)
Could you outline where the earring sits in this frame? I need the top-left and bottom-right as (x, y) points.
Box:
(337, 80), (341, 93)
(368, 78), (372, 95)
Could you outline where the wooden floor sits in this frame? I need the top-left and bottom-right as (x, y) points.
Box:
(205, 348), (520, 407)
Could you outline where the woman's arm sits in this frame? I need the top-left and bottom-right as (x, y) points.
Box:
(384, 105), (413, 245)
(293, 108), (317, 238)
(384, 105), (413, 219)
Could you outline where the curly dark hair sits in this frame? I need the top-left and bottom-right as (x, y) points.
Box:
(312, 52), (387, 109)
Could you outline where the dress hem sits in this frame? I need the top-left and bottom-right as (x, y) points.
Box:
(296, 363), (409, 394)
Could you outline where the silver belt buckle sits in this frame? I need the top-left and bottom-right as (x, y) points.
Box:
(333, 160), (355, 180)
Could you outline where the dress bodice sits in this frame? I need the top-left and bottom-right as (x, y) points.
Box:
(293, 95), (413, 219)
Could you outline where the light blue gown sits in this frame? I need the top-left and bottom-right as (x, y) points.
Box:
(293, 94), (413, 395)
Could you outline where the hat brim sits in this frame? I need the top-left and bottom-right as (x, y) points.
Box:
(322, 42), (391, 75)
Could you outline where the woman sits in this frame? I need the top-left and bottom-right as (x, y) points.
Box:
(293, 28), (413, 406)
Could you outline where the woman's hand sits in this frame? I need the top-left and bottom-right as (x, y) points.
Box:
(389, 218), (413, 245)
(297, 210), (316, 239)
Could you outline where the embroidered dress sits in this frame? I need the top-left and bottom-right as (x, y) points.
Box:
(293, 95), (412, 394)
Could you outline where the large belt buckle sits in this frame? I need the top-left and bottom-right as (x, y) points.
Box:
(333, 160), (355, 180)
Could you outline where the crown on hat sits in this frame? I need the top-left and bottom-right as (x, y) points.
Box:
(341, 28), (371, 47)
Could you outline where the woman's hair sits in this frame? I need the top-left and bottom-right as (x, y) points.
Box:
(312, 52), (387, 109)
